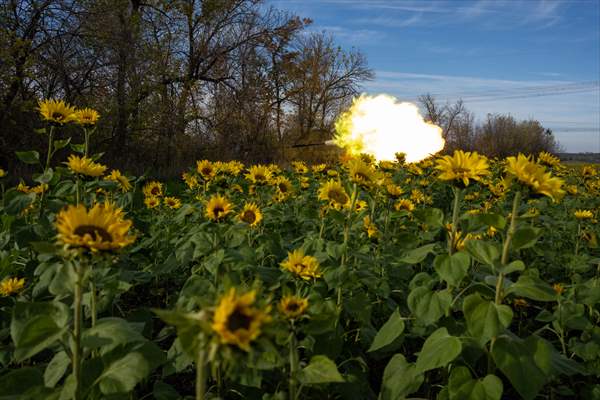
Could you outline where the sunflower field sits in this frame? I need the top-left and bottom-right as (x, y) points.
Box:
(1, 101), (600, 400)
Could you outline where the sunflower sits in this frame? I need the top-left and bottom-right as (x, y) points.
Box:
(212, 288), (271, 351)
(273, 176), (293, 197)
(144, 196), (160, 208)
(574, 209), (594, 220)
(280, 249), (322, 280)
(505, 154), (565, 201)
(74, 108), (100, 126)
(182, 172), (199, 189)
(363, 216), (379, 238)
(104, 169), (132, 192)
(245, 165), (272, 185)
(0, 277), (25, 297)
(347, 159), (378, 186)
(164, 196), (182, 209)
(581, 165), (596, 177)
(292, 161), (309, 174)
(394, 198), (415, 212)
(435, 150), (489, 187)
(355, 200), (368, 212)
(196, 160), (216, 181)
(239, 202), (262, 227)
(318, 180), (349, 209)
(38, 99), (76, 125)
(205, 194), (234, 221)
(16, 182), (30, 193)
(410, 189), (425, 204)
(143, 181), (163, 197)
(312, 164), (327, 174)
(278, 295), (309, 319)
(326, 169), (338, 177)
(395, 152), (406, 164)
(552, 283), (565, 295)
(55, 203), (135, 251)
(537, 151), (560, 167)
(221, 161), (244, 176)
(386, 184), (404, 199)
(66, 155), (107, 177)
(0, 168), (6, 178)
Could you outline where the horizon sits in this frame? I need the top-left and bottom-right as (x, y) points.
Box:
(267, 0), (600, 153)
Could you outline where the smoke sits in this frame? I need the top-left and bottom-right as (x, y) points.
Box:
(332, 94), (445, 163)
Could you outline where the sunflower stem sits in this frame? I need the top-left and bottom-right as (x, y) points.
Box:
(72, 262), (83, 400)
(84, 128), (90, 158)
(91, 279), (97, 327)
(45, 126), (55, 172)
(195, 346), (207, 400)
(575, 222), (581, 256)
(289, 326), (299, 400)
(497, 190), (521, 304)
(449, 187), (462, 255)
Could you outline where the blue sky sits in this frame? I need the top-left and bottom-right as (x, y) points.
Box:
(267, 0), (600, 152)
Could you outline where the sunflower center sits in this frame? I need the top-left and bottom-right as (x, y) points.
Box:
(201, 167), (212, 176)
(227, 308), (253, 331)
(52, 112), (66, 120)
(242, 210), (256, 224)
(328, 189), (348, 204)
(278, 183), (288, 192)
(213, 206), (224, 217)
(151, 187), (160, 195)
(286, 302), (300, 312)
(74, 225), (112, 242)
(354, 172), (369, 181)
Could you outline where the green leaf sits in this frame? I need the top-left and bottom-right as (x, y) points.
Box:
(448, 366), (503, 400)
(463, 293), (513, 345)
(153, 381), (180, 400)
(34, 168), (53, 184)
(475, 213), (506, 230)
(380, 354), (423, 400)
(11, 302), (69, 362)
(415, 327), (462, 373)
(82, 318), (145, 354)
(398, 243), (436, 264)
(434, 252), (470, 286)
(368, 308), (405, 352)
(15, 150), (40, 165)
(408, 287), (452, 326)
(53, 137), (71, 150)
(0, 367), (44, 399)
(511, 227), (541, 250)
(465, 240), (499, 266)
(70, 143), (85, 154)
(497, 260), (525, 275)
(44, 351), (70, 388)
(97, 342), (165, 394)
(298, 355), (344, 384)
(5, 193), (36, 215)
(414, 208), (444, 228)
(491, 336), (548, 400)
(505, 275), (557, 302)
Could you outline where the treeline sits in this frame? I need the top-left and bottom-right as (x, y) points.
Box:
(419, 94), (562, 158)
(0, 0), (372, 175)
(1, 1), (561, 177)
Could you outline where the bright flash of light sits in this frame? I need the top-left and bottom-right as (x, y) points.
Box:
(330, 94), (445, 163)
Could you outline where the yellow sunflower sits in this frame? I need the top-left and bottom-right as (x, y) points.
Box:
(212, 288), (271, 351)
(38, 99), (76, 125)
(196, 160), (216, 181)
(347, 159), (379, 186)
(574, 209), (594, 220)
(205, 194), (234, 221)
(144, 196), (160, 209)
(386, 184), (404, 199)
(505, 154), (565, 201)
(312, 164), (327, 174)
(55, 203), (135, 251)
(104, 169), (132, 192)
(394, 198), (415, 212)
(273, 176), (293, 197)
(280, 249), (322, 280)
(581, 165), (596, 177)
(363, 216), (379, 238)
(164, 196), (182, 209)
(435, 150), (490, 187)
(221, 161), (244, 176)
(278, 295), (309, 319)
(74, 108), (100, 126)
(143, 181), (163, 197)
(182, 172), (199, 189)
(292, 161), (309, 174)
(239, 202), (263, 227)
(0, 277), (25, 297)
(245, 165), (272, 185)
(318, 180), (349, 209)
(0, 168), (6, 178)
(66, 155), (107, 177)
(537, 151), (560, 167)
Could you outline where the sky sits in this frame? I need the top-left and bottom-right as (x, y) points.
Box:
(267, 0), (600, 153)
